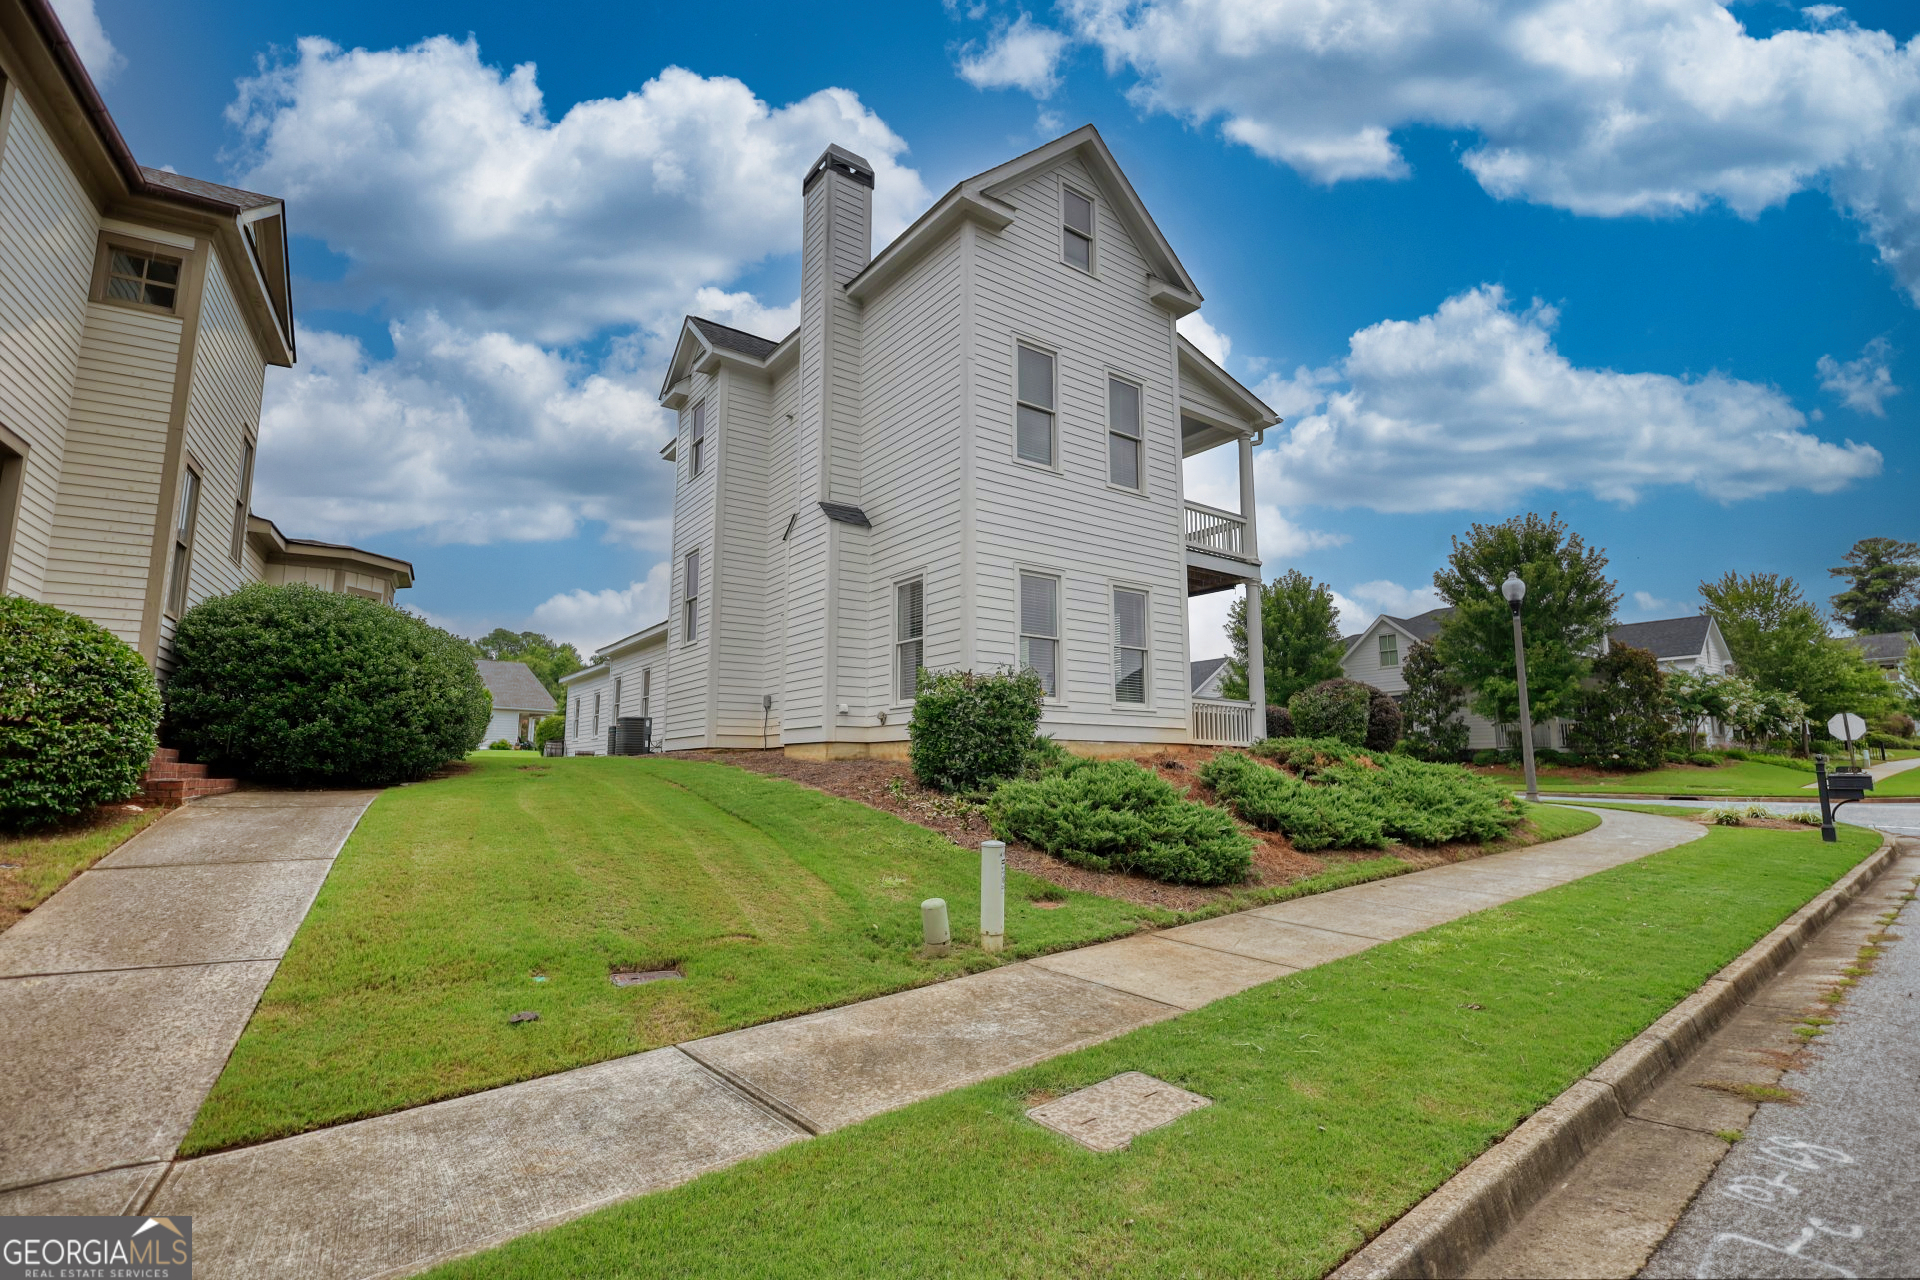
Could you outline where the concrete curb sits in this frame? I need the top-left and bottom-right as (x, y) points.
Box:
(1330, 835), (1902, 1280)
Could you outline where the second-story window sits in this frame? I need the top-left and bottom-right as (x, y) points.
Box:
(230, 437), (255, 562)
(1016, 345), (1055, 466)
(689, 401), (706, 478)
(1019, 571), (1059, 697)
(684, 549), (700, 642)
(103, 246), (183, 311)
(896, 579), (925, 701)
(1379, 633), (1399, 668)
(1113, 587), (1149, 705)
(1108, 378), (1142, 490)
(166, 466), (201, 618)
(1062, 187), (1094, 272)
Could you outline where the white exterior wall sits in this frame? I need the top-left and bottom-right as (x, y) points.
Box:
(563, 667), (612, 754)
(485, 709), (520, 743)
(664, 370), (720, 750)
(966, 155), (1190, 743)
(0, 87), (96, 600)
(714, 371), (772, 745)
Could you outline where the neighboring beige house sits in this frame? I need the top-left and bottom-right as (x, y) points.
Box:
(474, 660), (558, 746)
(560, 623), (669, 755)
(0, 0), (409, 671)
(632, 127), (1276, 759)
(1341, 608), (1738, 750)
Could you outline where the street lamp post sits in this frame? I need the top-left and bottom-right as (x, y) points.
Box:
(1502, 571), (1540, 803)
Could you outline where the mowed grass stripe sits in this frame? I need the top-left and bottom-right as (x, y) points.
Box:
(183, 755), (1166, 1156)
(429, 822), (1881, 1280)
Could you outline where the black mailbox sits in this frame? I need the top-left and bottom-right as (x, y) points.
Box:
(1826, 770), (1874, 800)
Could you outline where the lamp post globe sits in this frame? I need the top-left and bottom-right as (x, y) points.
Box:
(1503, 571), (1540, 802)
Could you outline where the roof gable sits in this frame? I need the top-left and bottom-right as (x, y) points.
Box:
(1609, 615), (1713, 661)
(473, 660), (557, 714)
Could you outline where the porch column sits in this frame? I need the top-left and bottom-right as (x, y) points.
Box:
(1238, 434), (1260, 560)
(1244, 576), (1265, 736)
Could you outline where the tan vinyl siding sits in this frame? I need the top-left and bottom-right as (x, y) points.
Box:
(967, 155), (1189, 743)
(0, 89), (97, 599)
(175, 252), (265, 614)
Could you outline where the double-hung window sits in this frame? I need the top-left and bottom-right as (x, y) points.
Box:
(1108, 377), (1142, 490)
(683, 549), (700, 642)
(689, 401), (706, 478)
(1062, 187), (1094, 272)
(895, 579), (925, 701)
(1016, 345), (1055, 466)
(612, 677), (622, 719)
(1018, 572), (1060, 698)
(166, 466), (201, 617)
(641, 669), (651, 716)
(1378, 633), (1399, 668)
(230, 436), (255, 562)
(1113, 588), (1149, 705)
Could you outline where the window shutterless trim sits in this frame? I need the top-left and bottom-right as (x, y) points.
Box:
(1061, 181), (1096, 275)
(894, 576), (926, 705)
(1106, 373), (1144, 492)
(682, 548), (700, 644)
(688, 400), (707, 479)
(165, 463), (202, 618)
(0, 419), (27, 593)
(1111, 584), (1151, 708)
(1016, 568), (1063, 701)
(1013, 339), (1058, 470)
(90, 233), (187, 316)
(229, 431), (256, 563)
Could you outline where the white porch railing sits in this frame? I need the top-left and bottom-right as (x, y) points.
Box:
(1185, 501), (1248, 558)
(1192, 697), (1257, 746)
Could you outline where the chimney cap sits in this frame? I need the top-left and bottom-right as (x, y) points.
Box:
(804, 143), (876, 192)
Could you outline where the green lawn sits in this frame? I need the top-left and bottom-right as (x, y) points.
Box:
(1482, 759), (1817, 797)
(1874, 765), (1920, 797)
(432, 821), (1880, 1280)
(2, 806), (163, 933)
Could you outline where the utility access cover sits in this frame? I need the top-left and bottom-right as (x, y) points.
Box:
(1026, 1072), (1211, 1153)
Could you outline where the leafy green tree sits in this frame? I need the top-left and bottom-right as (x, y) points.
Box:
(1221, 569), (1346, 707)
(1700, 571), (1898, 734)
(469, 629), (583, 702)
(1829, 537), (1920, 634)
(1903, 644), (1920, 716)
(1398, 640), (1469, 761)
(1567, 644), (1669, 771)
(1664, 669), (1732, 752)
(1433, 512), (1620, 729)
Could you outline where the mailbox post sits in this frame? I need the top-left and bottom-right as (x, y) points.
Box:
(1813, 753), (1874, 843)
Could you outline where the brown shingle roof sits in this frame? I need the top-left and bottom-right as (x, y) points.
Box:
(139, 167), (280, 211)
(474, 660), (557, 714)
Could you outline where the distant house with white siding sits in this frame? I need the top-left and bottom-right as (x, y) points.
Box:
(1340, 607), (1738, 751)
(1190, 656), (1230, 700)
(1842, 631), (1917, 674)
(0, 0), (409, 672)
(558, 623), (668, 755)
(474, 660), (557, 746)
(632, 126), (1277, 759)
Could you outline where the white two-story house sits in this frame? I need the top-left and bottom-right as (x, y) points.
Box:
(594, 127), (1277, 759)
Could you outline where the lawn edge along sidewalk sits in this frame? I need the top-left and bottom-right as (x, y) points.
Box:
(1331, 833), (1902, 1280)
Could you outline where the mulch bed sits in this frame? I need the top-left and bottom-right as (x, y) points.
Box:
(686, 747), (1486, 913)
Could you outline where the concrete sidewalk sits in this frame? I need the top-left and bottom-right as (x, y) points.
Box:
(0, 789), (376, 1216)
(144, 806), (1702, 1280)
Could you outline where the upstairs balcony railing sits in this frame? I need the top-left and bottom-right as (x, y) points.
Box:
(1184, 501), (1249, 559)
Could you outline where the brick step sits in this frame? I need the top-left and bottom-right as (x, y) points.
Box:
(151, 747), (181, 765)
(139, 777), (240, 804)
(145, 762), (211, 781)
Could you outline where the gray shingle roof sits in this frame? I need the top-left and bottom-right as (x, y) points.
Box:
(474, 660), (557, 714)
(140, 166), (280, 211)
(688, 316), (784, 361)
(1609, 615), (1713, 660)
(1844, 631), (1917, 664)
(1190, 655), (1229, 692)
(1389, 607), (1452, 642)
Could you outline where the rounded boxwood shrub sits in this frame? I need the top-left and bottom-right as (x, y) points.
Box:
(1287, 678), (1372, 747)
(165, 584), (490, 786)
(1265, 704), (1293, 738)
(534, 714), (565, 750)
(909, 668), (1044, 793)
(0, 597), (162, 831)
(1364, 687), (1402, 753)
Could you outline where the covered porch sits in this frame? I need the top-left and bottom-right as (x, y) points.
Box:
(1182, 418), (1264, 748)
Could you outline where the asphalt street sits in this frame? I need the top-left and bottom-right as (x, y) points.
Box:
(1642, 856), (1920, 1280)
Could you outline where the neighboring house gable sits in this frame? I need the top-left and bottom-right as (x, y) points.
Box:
(1607, 615), (1729, 673)
(475, 659), (557, 745)
(1842, 631), (1917, 672)
(1190, 656), (1229, 699)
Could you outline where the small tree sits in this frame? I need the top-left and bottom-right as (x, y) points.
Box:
(1287, 678), (1373, 747)
(1567, 643), (1669, 770)
(1364, 687), (1403, 753)
(1221, 569), (1347, 707)
(1664, 669), (1733, 752)
(908, 668), (1045, 793)
(1399, 640), (1469, 761)
(1434, 512), (1620, 729)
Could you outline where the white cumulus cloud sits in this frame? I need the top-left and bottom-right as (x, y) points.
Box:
(49, 0), (121, 84)
(957, 14), (1071, 98)
(1817, 337), (1901, 415)
(1061, 0), (1920, 302)
(227, 39), (928, 342)
(1257, 284), (1882, 513)
(528, 563), (674, 653)
(1177, 312), (1232, 365)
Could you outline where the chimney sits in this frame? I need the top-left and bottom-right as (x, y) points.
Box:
(799, 144), (873, 503)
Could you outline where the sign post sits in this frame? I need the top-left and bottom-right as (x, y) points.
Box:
(1827, 712), (1867, 770)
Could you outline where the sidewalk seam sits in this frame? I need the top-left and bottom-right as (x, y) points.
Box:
(1329, 835), (1900, 1280)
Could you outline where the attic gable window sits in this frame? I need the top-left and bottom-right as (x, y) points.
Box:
(1379, 633), (1399, 667)
(689, 401), (707, 478)
(1062, 187), (1095, 272)
(103, 246), (182, 311)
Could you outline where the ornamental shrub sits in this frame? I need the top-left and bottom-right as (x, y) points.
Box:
(534, 714), (565, 750)
(909, 668), (1045, 793)
(0, 597), (161, 831)
(987, 757), (1252, 885)
(1364, 687), (1403, 753)
(1265, 704), (1294, 738)
(1287, 678), (1372, 747)
(487, 739), (514, 751)
(1201, 749), (1520, 851)
(1399, 640), (1469, 762)
(165, 584), (490, 787)
(1567, 643), (1670, 771)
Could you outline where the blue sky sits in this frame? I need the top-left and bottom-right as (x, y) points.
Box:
(66, 0), (1920, 654)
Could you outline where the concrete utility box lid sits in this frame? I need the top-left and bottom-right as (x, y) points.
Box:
(1026, 1072), (1211, 1153)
